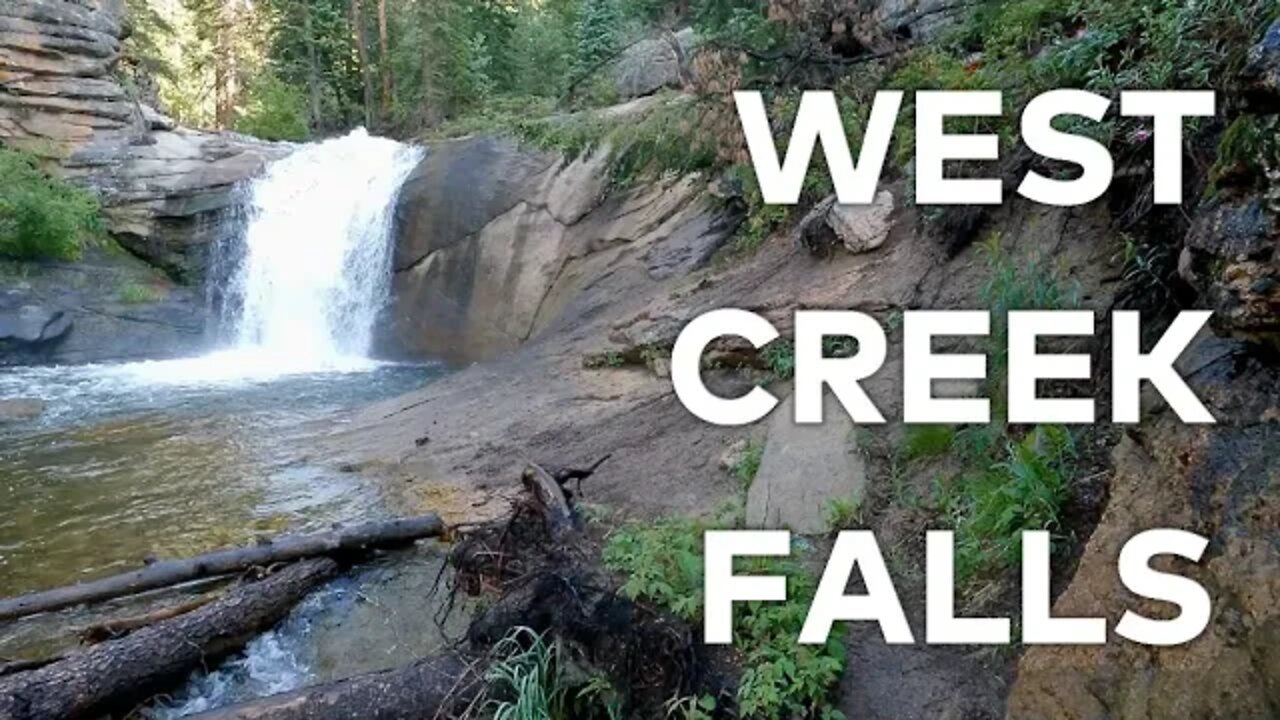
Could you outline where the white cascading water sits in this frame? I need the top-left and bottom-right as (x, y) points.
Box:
(96, 129), (424, 386)
(224, 129), (423, 367)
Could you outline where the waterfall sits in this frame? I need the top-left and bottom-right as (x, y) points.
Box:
(217, 129), (423, 370)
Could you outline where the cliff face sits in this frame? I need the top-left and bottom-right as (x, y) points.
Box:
(385, 117), (739, 364)
(0, 0), (133, 159)
(1, 0), (291, 364)
(0, 0), (289, 284)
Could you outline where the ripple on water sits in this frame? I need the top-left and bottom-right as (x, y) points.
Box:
(0, 356), (440, 616)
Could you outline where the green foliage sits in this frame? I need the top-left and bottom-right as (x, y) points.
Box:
(1211, 115), (1280, 192)
(118, 282), (164, 305)
(978, 232), (1080, 396)
(484, 627), (624, 720)
(901, 425), (958, 462)
(760, 339), (795, 381)
(604, 518), (847, 719)
(731, 440), (764, 491)
(234, 71), (311, 141)
(571, 0), (622, 81)
(823, 496), (862, 532)
(937, 425), (1076, 582)
(877, 0), (1276, 173)
(729, 163), (792, 253)
(514, 98), (719, 189)
(0, 148), (102, 261)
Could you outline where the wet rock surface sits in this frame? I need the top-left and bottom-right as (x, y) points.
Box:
(0, 250), (206, 366)
(0, 398), (46, 424)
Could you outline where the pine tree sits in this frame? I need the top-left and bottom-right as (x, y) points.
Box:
(571, 0), (621, 81)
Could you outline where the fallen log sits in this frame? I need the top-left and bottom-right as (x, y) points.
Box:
(0, 559), (338, 720)
(76, 592), (220, 644)
(185, 653), (483, 720)
(0, 515), (444, 622)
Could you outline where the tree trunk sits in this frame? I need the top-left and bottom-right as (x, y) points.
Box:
(377, 0), (392, 123)
(0, 515), (444, 622)
(0, 560), (338, 720)
(351, 0), (375, 129)
(185, 653), (482, 720)
(301, 0), (323, 131)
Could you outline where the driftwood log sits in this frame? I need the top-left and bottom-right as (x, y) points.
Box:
(186, 653), (483, 720)
(0, 559), (338, 720)
(0, 515), (444, 622)
(76, 592), (221, 644)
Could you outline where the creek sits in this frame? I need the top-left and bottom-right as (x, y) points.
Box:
(0, 130), (461, 716)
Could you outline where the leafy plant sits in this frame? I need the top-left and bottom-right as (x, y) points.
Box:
(901, 425), (957, 462)
(0, 148), (102, 261)
(760, 339), (795, 381)
(604, 518), (847, 719)
(823, 496), (862, 532)
(731, 440), (764, 492)
(484, 627), (624, 720)
(950, 425), (1076, 582)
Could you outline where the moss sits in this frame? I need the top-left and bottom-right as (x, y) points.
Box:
(118, 281), (164, 305)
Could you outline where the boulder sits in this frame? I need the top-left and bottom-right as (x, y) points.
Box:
(1007, 336), (1280, 720)
(823, 0), (977, 53)
(793, 191), (895, 257)
(0, 250), (207, 366)
(0, 304), (71, 346)
(1181, 196), (1279, 348)
(828, 190), (895, 254)
(66, 129), (290, 282)
(0, 398), (46, 424)
(611, 28), (697, 100)
(746, 394), (867, 534)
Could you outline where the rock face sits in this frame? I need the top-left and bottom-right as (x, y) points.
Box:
(1182, 197), (1279, 347)
(1, 0), (290, 284)
(0, 0), (134, 159)
(0, 249), (207, 365)
(746, 394), (867, 534)
(67, 130), (290, 282)
(611, 28), (696, 99)
(1007, 337), (1280, 720)
(386, 124), (739, 363)
(1179, 24), (1280, 350)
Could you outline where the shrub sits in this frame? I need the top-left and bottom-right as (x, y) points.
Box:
(483, 627), (624, 720)
(731, 440), (764, 492)
(951, 425), (1076, 582)
(604, 517), (847, 719)
(0, 147), (102, 261)
(234, 71), (310, 141)
(901, 425), (957, 462)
